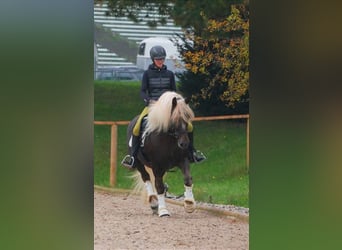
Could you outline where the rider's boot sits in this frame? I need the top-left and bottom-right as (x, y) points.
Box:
(121, 135), (140, 169)
(188, 132), (206, 163)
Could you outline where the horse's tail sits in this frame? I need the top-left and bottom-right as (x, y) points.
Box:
(130, 166), (156, 203)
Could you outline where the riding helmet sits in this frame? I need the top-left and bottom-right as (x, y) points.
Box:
(150, 45), (166, 61)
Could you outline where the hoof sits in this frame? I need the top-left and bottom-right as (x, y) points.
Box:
(158, 207), (170, 217)
(149, 195), (158, 214)
(151, 205), (158, 215)
(151, 204), (158, 215)
(184, 199), (196, 213)
(159, 213), (170, 217)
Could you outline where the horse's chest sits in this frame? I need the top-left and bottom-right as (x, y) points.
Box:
(142, 134), (187, 164)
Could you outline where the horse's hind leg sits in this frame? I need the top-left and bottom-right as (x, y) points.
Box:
(144, 180), (158, 214)
(138, 166), (158, 214)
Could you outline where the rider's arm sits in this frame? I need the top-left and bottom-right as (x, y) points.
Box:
(140, 71), (150, 106)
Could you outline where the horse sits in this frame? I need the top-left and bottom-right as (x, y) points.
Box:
(126, 91), (196, 217)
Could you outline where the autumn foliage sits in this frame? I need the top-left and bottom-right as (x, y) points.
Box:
(177, 5), (249, 113)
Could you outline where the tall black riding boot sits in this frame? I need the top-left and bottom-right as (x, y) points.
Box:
(188, 132), (206, 163)
(121, 135), (140, 169)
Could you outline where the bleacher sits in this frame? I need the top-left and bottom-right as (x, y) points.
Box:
(94, 2), (184, 70)
(95, 43), (134, 68)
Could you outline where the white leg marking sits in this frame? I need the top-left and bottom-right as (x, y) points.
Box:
(184, 185), (196, 213)
(145, 181), (155, 197)
(157, 194), (170, 217)
(145, 181), (158, 214)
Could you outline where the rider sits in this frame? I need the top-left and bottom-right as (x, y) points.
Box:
(121, 45), (206, 169)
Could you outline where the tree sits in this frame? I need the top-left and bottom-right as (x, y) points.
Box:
(97, 0), (243, 35)
(177, 5), (249, 114)
(95, 1), (249, 114)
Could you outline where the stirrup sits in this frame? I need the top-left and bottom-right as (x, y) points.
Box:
(193, 150), (206, 163)
(121, 155), (135, 168)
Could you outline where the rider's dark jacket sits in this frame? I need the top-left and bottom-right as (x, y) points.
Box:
(140, 63), (176, 106)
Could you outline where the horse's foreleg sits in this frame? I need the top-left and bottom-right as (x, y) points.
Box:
(183, 184), (196, 213)
(154, 174), (170, 217)
(156, 194), (170, 217)
(181, 163), (196, 213)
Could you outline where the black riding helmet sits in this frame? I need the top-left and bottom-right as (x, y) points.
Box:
(150, 45), (166, 61)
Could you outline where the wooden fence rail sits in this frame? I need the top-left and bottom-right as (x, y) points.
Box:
(94, 114), (250, 187)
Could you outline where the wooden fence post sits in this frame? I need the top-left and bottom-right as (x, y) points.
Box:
(110, 124), (117, 187)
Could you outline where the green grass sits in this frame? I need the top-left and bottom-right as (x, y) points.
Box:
(94, 80), (249, 207)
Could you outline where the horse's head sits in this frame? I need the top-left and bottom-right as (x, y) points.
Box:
(144, 92), (195, 150)
(168, 96), (191, 149)
(168, 119), (190, 150)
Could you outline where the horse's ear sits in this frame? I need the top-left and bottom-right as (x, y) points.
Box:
(171, 97), (177, 114)
(185, 97), (191, 104)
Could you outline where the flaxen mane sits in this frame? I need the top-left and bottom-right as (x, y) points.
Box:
(144, 91), (194, 135)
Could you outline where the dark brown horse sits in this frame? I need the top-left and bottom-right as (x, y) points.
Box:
(126, 91), (196, 217)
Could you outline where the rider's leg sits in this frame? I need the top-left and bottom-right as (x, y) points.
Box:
(121, 135), (140, 168)
(187, 122), (206, 163)
(133, 107), (149, 137)
(121, 107), (149, 168)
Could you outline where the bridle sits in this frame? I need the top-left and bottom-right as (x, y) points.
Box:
(168, 123), (188, 139)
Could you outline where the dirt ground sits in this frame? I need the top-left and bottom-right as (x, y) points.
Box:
(94, 190), (249, 250)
